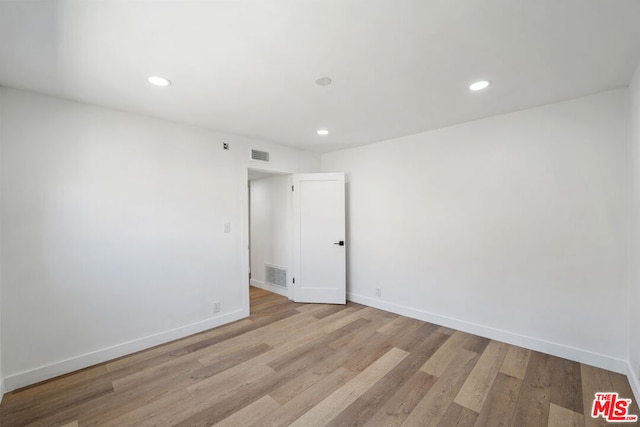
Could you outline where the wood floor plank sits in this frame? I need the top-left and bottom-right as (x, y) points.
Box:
(609, 370), (640, 418)
(437, 325), (456, 335)
(1, 364), (109, 407)
(512, 351), (553, 427)
(267, 318), (371, 372)
(268, 319), (389, 405)
(187, 342), (273, 383)
(85, 341), (271, 424)
(293, 302), (326, 313)
(53, 354), (244, 427)
(324, 330), (450, 427)
(581, 363), (617, 427)
(312, 304), (351, 319)
(342, 338), (395, 373)
(288, 347), (409, 427)
(186, 362), (276, 398)
(330, 307), (391, 334)
(500, 345), (531, 380)
(219, 308), (368, 370)
(100, 389), (208, 427)
(260, 313), (327, 346)
(0, 373), (114, 426)
(252, 368), (356, 427)
(376, 314), (411, 335)
(192, 317), (365, 389)
(387, 321), (439, 353)
(176, 370), (292, 426)
(420, 330), (470, 376)
(266, 314), (391, 413)
(473, 372), (522, 427)
(463, 335), (491, 354)
(173, 321), (388, 426)
(363, 370), (438, 427)
(105, 318), (254, 372)
(439, 402), (479, 427)
(358, 306), (398, 323)
(78, 377), (198, 426)
(213, 395), (280, 427)
(550, 356), (583, 414)
(401, 349), (479, 427)
(95, 307), (296, 398)
(548, 403), (585, 427)
(454, 340), (509, 412)
(240, 310), (320, 344)
(193, 311), (319, 365)
(111, 358), (205, 392)
(1, 287), (637, 427)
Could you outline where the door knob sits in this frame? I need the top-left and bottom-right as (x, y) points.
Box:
(334, 241), (345, 246)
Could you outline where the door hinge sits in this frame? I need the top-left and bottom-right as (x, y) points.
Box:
(293, 277), (295, 284)
(292, 185), (294, 191)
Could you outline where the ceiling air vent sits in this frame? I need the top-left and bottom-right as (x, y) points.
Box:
(251, 149), (270, 162)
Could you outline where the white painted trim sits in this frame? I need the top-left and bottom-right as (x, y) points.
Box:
(2, 309), (246, 392)
(240, 167), (251, 332)
(250, 279), (288, 297)
(629, 363), (640, 406)
(347, 292), (628, 375)
(0, 378), (4, 404)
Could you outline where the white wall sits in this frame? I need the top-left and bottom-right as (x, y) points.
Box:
(0, 87), (319, 391)
(0, 143), (3, 401)
(322, 89), (630, 372)
(629, 64), (640, 401)
(0, 89), (5, 401)
(249, 174), (292, 296)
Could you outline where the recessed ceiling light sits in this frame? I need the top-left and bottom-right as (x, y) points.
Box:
(315, 77), (332, 86)
(148, 76), (172, 87)
(317, 129), (329, 136)
(469, 80), (491, 91)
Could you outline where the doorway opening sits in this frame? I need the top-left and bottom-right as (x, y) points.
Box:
(242, 168), (347, 316)
(248, 169), (293, 305)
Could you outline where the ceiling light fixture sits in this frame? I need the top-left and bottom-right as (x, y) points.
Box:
(315, 77), (332, 86)
(148, 75), (172, 87)
(469, 80), (491, 91)
(317, 129), (329, 136)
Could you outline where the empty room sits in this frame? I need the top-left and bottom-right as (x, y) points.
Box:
(1, 0), (640, 426)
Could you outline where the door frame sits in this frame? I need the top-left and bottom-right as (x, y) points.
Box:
(240, 163), (297, 316)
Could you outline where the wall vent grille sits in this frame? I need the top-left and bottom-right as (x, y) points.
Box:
(265, 264), (287, 288)
(251, 149), (270, 162)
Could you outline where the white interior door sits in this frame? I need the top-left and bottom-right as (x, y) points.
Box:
(292, 173), (346, 304)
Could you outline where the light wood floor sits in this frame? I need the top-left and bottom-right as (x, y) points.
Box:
(1, 287), (637, 426)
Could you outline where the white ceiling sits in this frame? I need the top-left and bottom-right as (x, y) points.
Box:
(2, 1), (640, 153)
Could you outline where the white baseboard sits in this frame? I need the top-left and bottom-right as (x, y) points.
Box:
(347, 292), (628, 375)
(629, 363), (640, 406)
(0, 378), (4, 404)
(3, 309), (247, 392)
(251, 279), (288, 297)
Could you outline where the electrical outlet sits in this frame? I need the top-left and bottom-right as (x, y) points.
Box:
(213, 301), (221, 313)
(375, 288), (382, 297)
